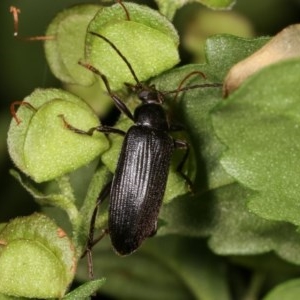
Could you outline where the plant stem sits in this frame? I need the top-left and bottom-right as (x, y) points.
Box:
(242, 271), (266, 300)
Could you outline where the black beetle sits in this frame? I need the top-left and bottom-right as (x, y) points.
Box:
(70, 41), (191, 256)
(109, 97), (176, 254)
(62, 32), (221, 259)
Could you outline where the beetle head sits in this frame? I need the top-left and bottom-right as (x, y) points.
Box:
(126, 83), (164, 104)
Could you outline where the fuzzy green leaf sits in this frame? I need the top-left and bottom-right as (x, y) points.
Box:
(63, 279), (106, 299)
(45, 5), (101, 85)
(9, 170), (79, 224)
(130, 35), (268, 231)
(76, 236), (230, 300)
(86, 2), (179, 90)
(0, 214), (76, 298)
(208, 184), (300, 265)
(7, 88), (109, 182)
(0, 294), (25, 300)
(263, 278), (300, 300)
(161, 183), (300, 266)
(155, 0), (236, 20)
(212, 59), (300, 226)
(148, 35), (300, 266)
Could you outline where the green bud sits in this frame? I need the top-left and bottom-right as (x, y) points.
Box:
(44, 5), (101, 85)
(7, 88), (109, 183)
(0, 214), (76, 298)
(86, 2), (180, 90)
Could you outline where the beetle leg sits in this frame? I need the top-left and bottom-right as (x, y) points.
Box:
(84, 181), (112, 279)
(59, 114), (125, 276)
(78, 61), (134, 120)
(58, 114), (126, 136)
(174, 139), (194, 191)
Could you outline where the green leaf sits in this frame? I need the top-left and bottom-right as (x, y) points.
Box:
(73, 164), (111, 253)
(76, 236), (230, 300)
(208, 184), (300, 265)
(86, 2), (180, 90)
(9, 170), (79, 224)
(263, 278), (300, 300)
(205, 35), (269, 81)
(45, 5), (101, 85)
(155, 0), (236, 20)
(161, 181), (300, 266)
(77, 35), (297, 295)
(212, 59), (300, 226)
(0, 214), (76, 298)
(224, 24), (300, 95)
(7, 88), (109, 182)
(181, 9), (254, 63)
(0, 294), (25, 300)
(151, 53), (231, 194)
(200, 0), (236, 8)
(152, 34), (300, 263)
(63, 279), (106, 299)
(148, 35), (300, 266)
(133, 36), (259, 235)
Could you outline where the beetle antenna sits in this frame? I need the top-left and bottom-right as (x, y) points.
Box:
(10, 101), (37, 125)
(163, 70), (223, 98)
(167, 82), (223, 94)
(89, 32), (140, 85)
(165, 81), (223, 97)
(177, 71), (207, 89)
(169, 71), (207, 101)
(116, 0), (130, 21)
(10, 6), (54, 41)
(161, 70), (222, 100)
